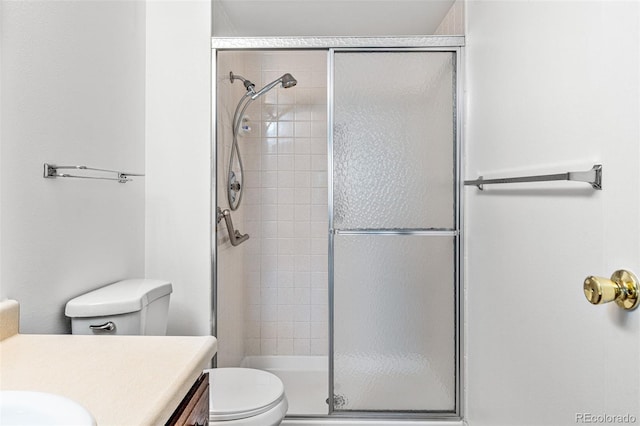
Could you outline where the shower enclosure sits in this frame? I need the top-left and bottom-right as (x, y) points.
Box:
(213, 37), (463, 421)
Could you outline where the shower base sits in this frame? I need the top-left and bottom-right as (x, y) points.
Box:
(241, 355), (329, 416)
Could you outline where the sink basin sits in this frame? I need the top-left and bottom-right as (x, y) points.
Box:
(0, 391), (96, 425)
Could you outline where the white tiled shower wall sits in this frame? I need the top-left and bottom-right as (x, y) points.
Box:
(218, 51), (328, 361)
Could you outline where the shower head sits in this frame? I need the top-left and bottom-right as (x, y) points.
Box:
(251, 73), (298, 100)
(280, 73), (297, 89)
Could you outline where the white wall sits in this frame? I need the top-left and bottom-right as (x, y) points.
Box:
(0, 0), (146, 334)
(145, 0), (212, 336)
(466, 1), (640, 425)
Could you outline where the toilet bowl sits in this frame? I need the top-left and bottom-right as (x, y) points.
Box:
(206, 368), (288, 426)
(65, 279), (288, 426)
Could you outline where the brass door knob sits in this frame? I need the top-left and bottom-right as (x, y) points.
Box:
(583, 269), (639, 311)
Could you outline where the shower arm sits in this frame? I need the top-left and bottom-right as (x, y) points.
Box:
(216, 207), (249, 246)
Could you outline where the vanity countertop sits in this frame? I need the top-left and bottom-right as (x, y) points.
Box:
(0, 300), (217, 425)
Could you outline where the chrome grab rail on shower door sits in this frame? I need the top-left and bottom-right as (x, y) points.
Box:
(464, 164), (602, 190)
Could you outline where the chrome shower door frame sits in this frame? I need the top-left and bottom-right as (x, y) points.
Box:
(328, 45), (463, 421)
(210, 36), (465, 422)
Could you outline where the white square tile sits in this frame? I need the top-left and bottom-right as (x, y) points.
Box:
(244, 154), (261, 171)
(295, 106), (311, 121)
(311, 288), (328, 305)
(278, 89), (295, 105)
(261, 322), (277, 339)
(277, 155), (294, 170)
(310, 205), (327, 221)
(262, 339), (277, 355)
(277, 271), (294, 287)
(262, 271), (277, 287)
(294, 288), (311, 305)
(278, 221), (294, 238)
(310, 339), (328, 356)
(247, 321), (261, 338)
(246, 339), (261, 355)
(311, 188), (328, 205)
(294, 188), (311, 204)
(263, 221), (278, 238)
(311, 155), (327, 171)
(263, 138), (278, 154)
(247, 305), (261, 321)
(310, 137), (326, 155)
(277, 238), (293, 255)
(295, 155), (311, 171)
(278, 288), (294, 305)
(277, 338), (294, 355)
(293, 305), (311, 322)
(294, 322), (310, 339)
(310, 255), (327, 272)
(310, 88), (327, 106)
(311, 322), (328, 339)
(262, 205), (278, 221)
(277, 138), (294, 154)
(277, 104), (295, 121)
(311, 238), (328, 255)
(309, 106), (327, 124)
(294, 205), (311, 222)
(278, 121), (294, 137)
(294, 138), (311, 154)
(262, 238), (278, 253)
(295, 122), (311, 137)
(262, 171), (278, 188)
(294, 171), (310, 188)
(311, 272), (328, 289)
(294, 339), (311, 356)
(311, 71), (327, 88)
(262, 122), (277, 137)
(277, 322), (294, 338)
(278, 304), (294, 322)
(247, 287), (261, 305)
(278, 188), (294, 204)
(294, 221), (311, 238)
(245, 171), (261, 188)
(277, 255), (294, 271)
(294, 272), (311, 288)
(293, 238), (311, 254)
(311, 171), (327, 188)
(295, 255), (311, 272)
(261, 288), (277, 305)
(311, 305), (328, 322)
(310, 221), (327, 238)
(277, 203), (294, 220)
(277, 171), (294, 188)
(262, 305), (277, 322)
(295, 88), (311, 105)
(262, 155), (278, 171)
(260, 255), (277, 272)
(262, 105), (278, 122)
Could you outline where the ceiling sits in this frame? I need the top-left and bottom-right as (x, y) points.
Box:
(212, 0), (456, 37)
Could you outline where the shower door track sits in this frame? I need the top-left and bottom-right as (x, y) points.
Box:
(211, 35), (465, 423)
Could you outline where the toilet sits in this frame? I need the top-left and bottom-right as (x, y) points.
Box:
(65, 279), (288, 426)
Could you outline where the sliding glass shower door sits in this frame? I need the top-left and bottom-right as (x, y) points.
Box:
(330, 50), (460, 415)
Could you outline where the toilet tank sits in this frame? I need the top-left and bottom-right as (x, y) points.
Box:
(65, 279), (172, 336)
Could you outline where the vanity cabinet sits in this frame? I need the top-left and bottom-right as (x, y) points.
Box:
(166, 372), (209, 426)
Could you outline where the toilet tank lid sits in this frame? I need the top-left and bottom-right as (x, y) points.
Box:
(65, 279), (173, 317)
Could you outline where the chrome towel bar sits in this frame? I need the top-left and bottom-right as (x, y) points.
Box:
(464, 164), (602, 191)
(43, 163), (144, 183)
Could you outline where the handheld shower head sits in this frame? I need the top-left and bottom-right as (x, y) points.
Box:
(251, 73), (298, 99)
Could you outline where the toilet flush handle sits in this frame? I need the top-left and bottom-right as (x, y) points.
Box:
(89, 321), (115, 332)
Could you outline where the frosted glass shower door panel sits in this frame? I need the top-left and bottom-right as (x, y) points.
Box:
(333, 234), (456, 411)
(333, 52), (455, 230)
